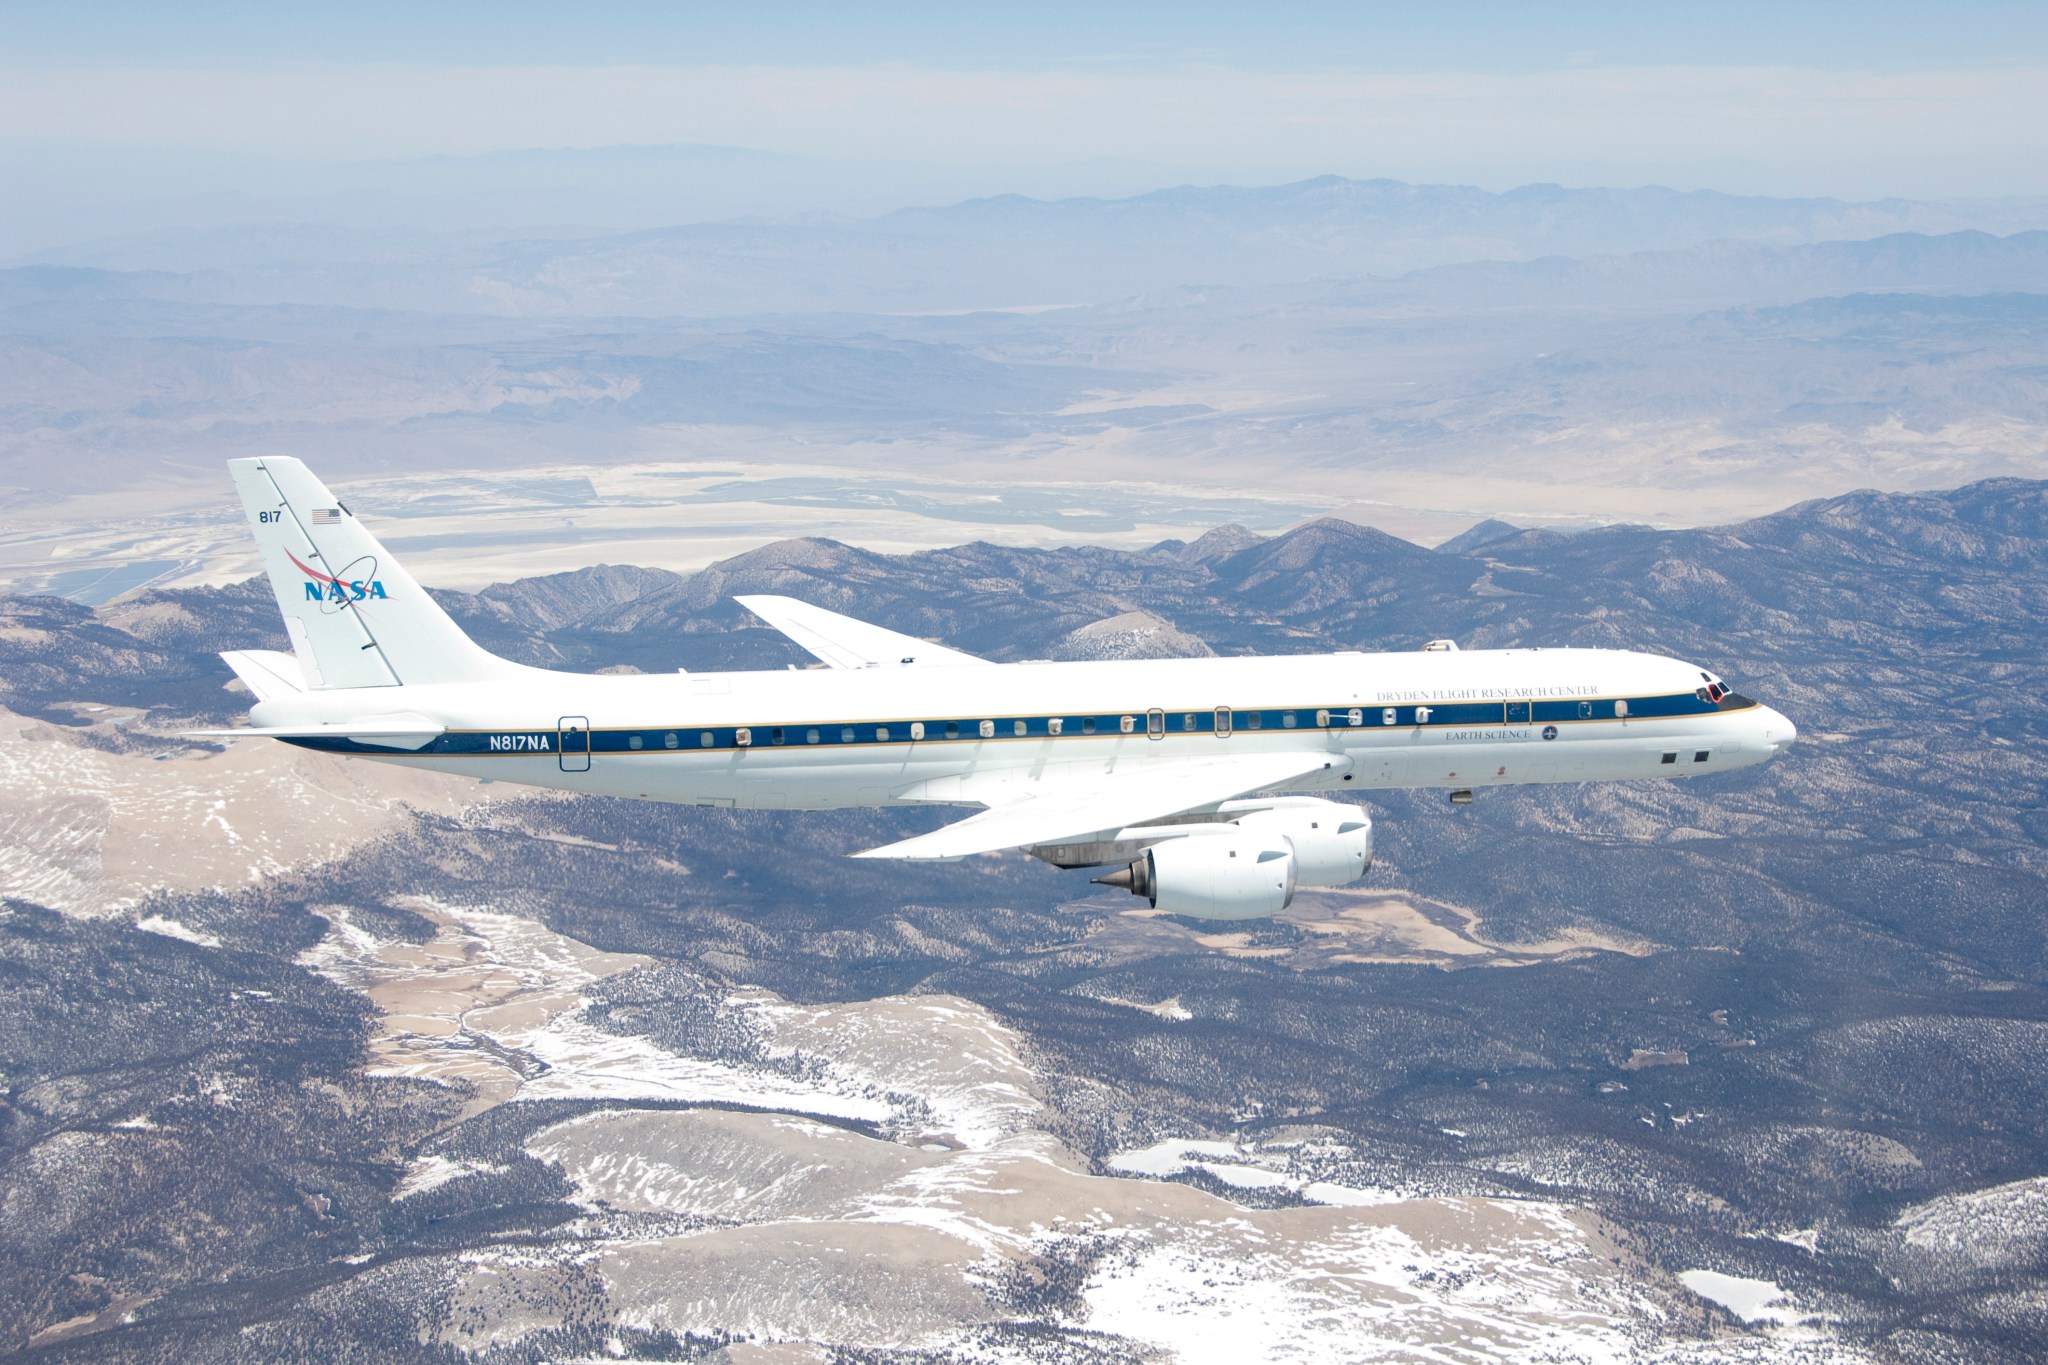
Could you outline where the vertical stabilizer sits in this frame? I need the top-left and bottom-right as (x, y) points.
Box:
(229, 457), (518, 689)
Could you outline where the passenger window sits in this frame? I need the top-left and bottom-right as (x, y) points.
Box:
(1082, 718), (1097, 734)
(770, 727), (785, 745)
(699, 731), (714, 747)
(910, 722), (925, 740)
(1616, 700), (1629, 718)
(1121, 715), (1136, 733)
(1382, 707), (1396, 726)
(876, 726), (890, 741)
(979, 719), (995, 738)
(1316, 709), (1330, 727)
(1049, 718), (1063, 735)
(1347, 708), (1362, 726)
(1246, 712), (1262, 730)
(1013, 719), (1027, 736)
(841, 727), (856, 742)
(1282, 712), (1297, 729)
(1578, 702), (1592, 719)
(944, 721), (959, 739)
(664, 732), (678, 749)
(628, 735), (643, 750)
(735, 727), (751, 747)
(806, 728), (820, 744)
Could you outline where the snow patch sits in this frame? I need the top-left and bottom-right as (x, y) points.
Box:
(136, 915), (219, 947)
(513, 1011), (892, 1123)
(1109, 1139), (1408, 1207)
(395, 1154), (500, 1201)
(1678, 1269), (1797, 1325)
(1301, 1180), (1408, 1208)
(1095, 993), (1194, 1021)
(737, 993), (1045, 1148)
(1084, 1215), (1639, 1364)
(1896, 1174), (2048, 1255)
(1197, 1163), (1291, 1191)
(1108, 1139), (1241, 1177)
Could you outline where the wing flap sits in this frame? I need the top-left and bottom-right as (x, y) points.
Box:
(736, 594), (988, 670)
(855, 751), (1346, 861)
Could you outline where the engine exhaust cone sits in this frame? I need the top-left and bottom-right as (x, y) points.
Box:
(1091, 853), (1154, 903)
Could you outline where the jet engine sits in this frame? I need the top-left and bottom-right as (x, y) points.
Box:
(1225, 798), (1372, 887)
(1094, 833), (1296, 919)
(1091, 798), (1371, 919)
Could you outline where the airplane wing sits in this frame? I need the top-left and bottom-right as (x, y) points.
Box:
(855, 751), (1348, 861)
(735, 594), (990, 670)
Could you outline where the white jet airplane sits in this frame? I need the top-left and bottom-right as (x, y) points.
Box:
(195, 457), (1796, 919)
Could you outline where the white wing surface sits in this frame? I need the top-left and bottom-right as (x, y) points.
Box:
(219, 649), (309, 702)
(186, 713), (446, 751)
(855, 751), (1347, 861)
(735, 595), (989, 670)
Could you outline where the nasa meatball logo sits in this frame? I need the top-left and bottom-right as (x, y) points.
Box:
(1541, 724), (1559, 740)
(287, 548), (387, 610)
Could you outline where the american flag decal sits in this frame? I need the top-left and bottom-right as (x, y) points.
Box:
(311, 507), (342, 524)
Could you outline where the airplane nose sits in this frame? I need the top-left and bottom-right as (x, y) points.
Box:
(1758, 706), (1797, 755)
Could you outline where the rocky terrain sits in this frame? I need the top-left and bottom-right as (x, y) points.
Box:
(0, 478), (2045, 1359)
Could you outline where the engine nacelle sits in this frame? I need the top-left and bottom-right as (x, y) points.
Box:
(1096, 833), (1296, 920)
(1227, 799), (1372, 888)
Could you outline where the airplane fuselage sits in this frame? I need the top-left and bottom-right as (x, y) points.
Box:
(258, 645), (1794, 811)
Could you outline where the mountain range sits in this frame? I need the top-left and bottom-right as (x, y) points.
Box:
(3, 478), (2047, 1358)
(5, 223), (2048, 515)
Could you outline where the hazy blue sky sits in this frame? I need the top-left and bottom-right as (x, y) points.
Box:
(5, 1), (2047, 224)
(10, 2), (2047, 74)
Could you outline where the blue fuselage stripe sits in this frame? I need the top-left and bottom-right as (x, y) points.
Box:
(280, 692), (1751, 758)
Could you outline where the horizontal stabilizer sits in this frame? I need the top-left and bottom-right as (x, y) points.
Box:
(855, 751), (1344, 861)
(736, 594), (988, 670)
(186, 713), (446, 751)
(220, 649), (308, 702)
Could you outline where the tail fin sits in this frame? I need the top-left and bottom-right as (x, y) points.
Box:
(229, 457), (520, 689)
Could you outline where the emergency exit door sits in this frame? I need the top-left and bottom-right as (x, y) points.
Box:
(559, 716), (591, 772)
